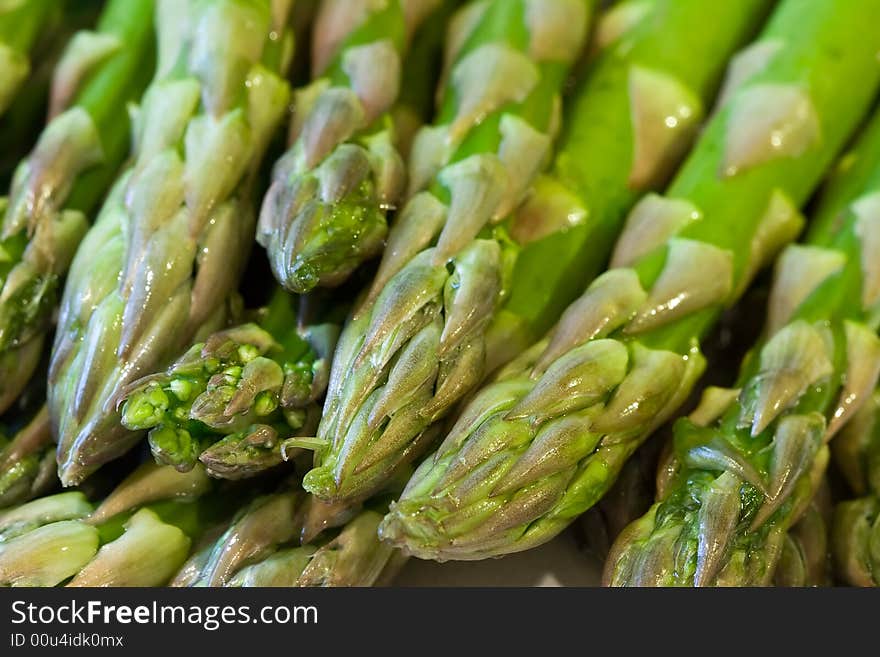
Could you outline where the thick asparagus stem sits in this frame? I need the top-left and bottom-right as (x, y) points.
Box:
(258, 0), (451, 294)
(305, 0), (595, 503)
(606, 105), (880, 586)
(380, 0), (880, 561)
(0, 0), (156, 415)
(49, 0), (295, 486)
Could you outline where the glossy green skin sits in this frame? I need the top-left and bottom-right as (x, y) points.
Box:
(500, 0), (772, 346)
(609, 108), (880, 586)
(381, 0), (880, 562)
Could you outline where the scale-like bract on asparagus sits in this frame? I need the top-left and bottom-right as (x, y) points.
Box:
(0, 0), (156, 415)
(604, 108), (880, 587)
(380, 0), (880, 561)
(303, 0), (594, 503)
(831, 391), (880, 586)
(49, 0), (294, 486)
(258, 0), (446, 294)
(0, 0), (60, 117)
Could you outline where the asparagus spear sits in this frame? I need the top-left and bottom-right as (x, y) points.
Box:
(119, 290), (338, 479)
(0, 407), (55, 508)
(605, 103), (880, 586)
(257, 0), (452, 294)
(0, 0), (156, 415)
(228, 510), (404, 587)
(0, 462), (214, 586)
(0, 0), (61, 116)
(181, 489), (302, 586)
(304, 0), (599, 503)
(174, 491), (402, 587)
(49, 0), (295, 486)
(774, 487), (831, 587)
(380, 0), (880, 561)
(831, 391), (880, 586)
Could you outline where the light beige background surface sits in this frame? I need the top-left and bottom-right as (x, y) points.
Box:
(395, 531), (603, 586)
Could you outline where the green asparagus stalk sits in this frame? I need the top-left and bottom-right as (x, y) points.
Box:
(0, 0), (61, 116)
(380, 0), (880, 561)
(119, 289), (338, 479)
(0, 0), (156, 415)
(49, 0), (295, 486)
(174, 490), (401, 587)
(774, 487), (831, 587)
(180, 489), (302, 586)
(258, 0), (453, 294)
(0, 407), (55, 508)
(228, 510), (404, 587)
(831, 391), (880, 586)
(304, 0), (599, 503)
(605, 104), (880, 586)
(0, 463), (214, 586)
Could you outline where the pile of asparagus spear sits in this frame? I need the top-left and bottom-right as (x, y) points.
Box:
(2, 0), (880, 587)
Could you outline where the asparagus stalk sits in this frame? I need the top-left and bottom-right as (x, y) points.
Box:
(0, 407), (55, 508)
(304, 0), (598, 503)
(605, 104), (880, 586)
(774, 487), (831, 587)
(179, 489), (302, 586)
(831, 391), (880, 586)
(119, 290), (338, 479)
(0, 0), (156, 415)
(258, 0), (452, 294)
(0, 463), (214, 586)
(174, 490), (401, 587)
(49, 0), (295, 486)
(228, 510), (404, 587)
(0, 0), (60, 116)
(380, 0), (880, 561)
